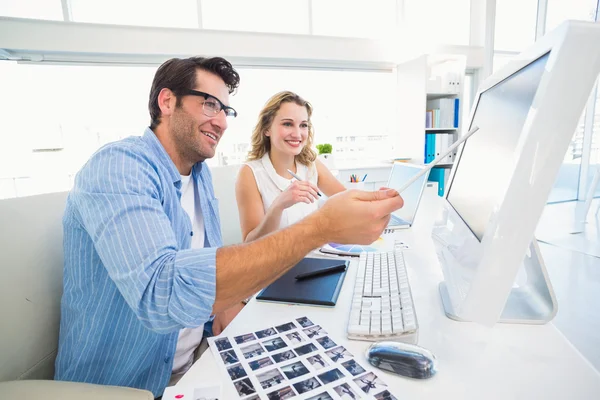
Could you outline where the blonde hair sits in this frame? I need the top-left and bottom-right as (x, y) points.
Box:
(247, 91), (317, 165)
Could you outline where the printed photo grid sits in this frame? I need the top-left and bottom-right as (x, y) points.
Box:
(208, 316), (397, 400)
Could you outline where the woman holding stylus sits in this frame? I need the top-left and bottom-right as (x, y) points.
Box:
(235, 91), (345, 242)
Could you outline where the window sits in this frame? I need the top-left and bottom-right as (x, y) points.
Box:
(590, 87), (600, 165)
(494, 0), (537, 51)
(0, 61), (395, 198)
(0, 62), (155, 199)
(219, 68), (397, 168)
(201, 0), (309, 34)
(70, 0), (199, 28)
(588, 84), (600, 196)
(311, 0), (397, 39)
(0, 0), (63, 20)
(545, 0), (598, 201)
(545, 0), (597, 33)
(403, 0), (470, 45)
(548, 110), (585, 203)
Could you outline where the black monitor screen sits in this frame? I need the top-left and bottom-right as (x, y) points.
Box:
(447, 52), (550, 241)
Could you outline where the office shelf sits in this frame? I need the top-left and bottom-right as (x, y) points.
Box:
(396, 55), (464, 197)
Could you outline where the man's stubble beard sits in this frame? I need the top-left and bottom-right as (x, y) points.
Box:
(172, 108), (213, 164)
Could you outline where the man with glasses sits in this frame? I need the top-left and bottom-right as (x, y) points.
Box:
(55, 56), (404, 398)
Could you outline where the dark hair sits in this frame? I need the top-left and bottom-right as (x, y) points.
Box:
(148, 56), (240, 130)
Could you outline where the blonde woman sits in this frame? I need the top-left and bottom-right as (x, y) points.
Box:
(235, 91), (345, 242)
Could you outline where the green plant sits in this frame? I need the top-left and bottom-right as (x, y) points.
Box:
(316, 143), (332, 155)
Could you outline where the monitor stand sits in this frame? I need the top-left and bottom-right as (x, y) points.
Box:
(439, 239), (558, 324)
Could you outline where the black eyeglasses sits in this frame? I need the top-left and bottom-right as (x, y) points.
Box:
(182, 89), (238, 119)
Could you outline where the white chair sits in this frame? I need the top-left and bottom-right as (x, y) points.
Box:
(211, 164), (243, 245)
(0, 192), (152, 400)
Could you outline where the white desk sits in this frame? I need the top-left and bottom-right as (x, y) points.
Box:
(178, 188), (600, 399)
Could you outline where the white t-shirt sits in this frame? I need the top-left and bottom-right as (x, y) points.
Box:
(172, 173), (206, 376)
(245, 153), (319, 229)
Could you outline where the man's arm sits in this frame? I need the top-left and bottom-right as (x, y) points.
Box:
(74, 144), (402, 329)
(213, 213), (324, 313)
(212, 188), (403, 313)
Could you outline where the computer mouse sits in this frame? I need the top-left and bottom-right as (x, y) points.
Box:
(366, 341), (437, 379)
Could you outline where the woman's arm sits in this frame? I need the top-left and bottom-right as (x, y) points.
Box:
(236, 165), (320, 242)
(316, 158), (346, 197)
(235, 165), (283, 242)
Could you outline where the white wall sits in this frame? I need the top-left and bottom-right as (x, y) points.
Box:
(396, 56), (428, 162)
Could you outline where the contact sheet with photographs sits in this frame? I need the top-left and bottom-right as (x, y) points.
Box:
(208, 316), (397, 400)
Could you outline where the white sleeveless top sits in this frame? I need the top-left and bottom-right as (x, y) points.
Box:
(245, 153), (319, 229)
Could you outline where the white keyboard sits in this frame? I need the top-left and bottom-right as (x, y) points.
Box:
(347, 251), (418, 344)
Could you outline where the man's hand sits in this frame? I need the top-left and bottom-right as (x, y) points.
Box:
(212, 302), (245, 336)
(314, 188), (404, 245)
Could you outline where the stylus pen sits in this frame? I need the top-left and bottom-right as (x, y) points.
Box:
(295, 264), (347, 280)
(287, 169), (322, 197)
(397, 125), (480, 194)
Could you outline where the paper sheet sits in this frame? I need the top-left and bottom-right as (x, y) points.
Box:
(208, 316), (398, 400)
(162, 383), (221, 399)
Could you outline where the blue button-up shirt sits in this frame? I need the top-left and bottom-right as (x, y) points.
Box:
(55, 128), (222, 397)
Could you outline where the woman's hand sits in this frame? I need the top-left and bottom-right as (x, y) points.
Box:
(273, 180), (320, 210)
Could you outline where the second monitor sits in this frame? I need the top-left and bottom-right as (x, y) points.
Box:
(387, 162), (430, 230)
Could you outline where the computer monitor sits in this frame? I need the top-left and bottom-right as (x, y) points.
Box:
(432, 21), (600, 326)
